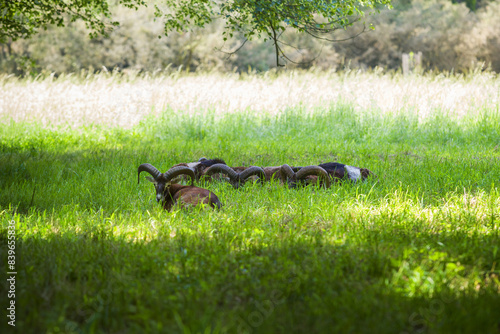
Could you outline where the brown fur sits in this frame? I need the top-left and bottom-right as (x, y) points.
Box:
(262, 166), (283, 181)
(161, 184), (221, 211)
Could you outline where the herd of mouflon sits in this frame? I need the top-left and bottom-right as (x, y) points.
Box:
(138, 158), (374, 211)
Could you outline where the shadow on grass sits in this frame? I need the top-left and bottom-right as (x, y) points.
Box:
(2, 227), (499, 334)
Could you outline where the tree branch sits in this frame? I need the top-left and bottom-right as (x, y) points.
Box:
(303, 24), (367, 43)
(215, 38), (249, 60)
(269, 21), (284, 67)
(277, 40), (325, 66)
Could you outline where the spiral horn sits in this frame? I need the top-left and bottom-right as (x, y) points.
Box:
(163, 166), (195, 186)
(296, 165), (331, 188)
(138, 163), (162, 184)
(239, 166), (266, 184)
(203, 164), (239, 185)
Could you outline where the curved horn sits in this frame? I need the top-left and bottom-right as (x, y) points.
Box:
(138, 163), (161, 184)
(280, 164), (295, 182)
(239, 166), (266, 183)
(204, 164), (239, 182)
(296, 165), (331, 188)
(163, 166), (195, 186)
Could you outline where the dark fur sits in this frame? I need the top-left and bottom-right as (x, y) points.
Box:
(172, 158), (227, 181)
(318, 162), (373, 181)
(318, 162), (346, 180)
(199, 158), (226, 167)
(196, 158), (228, 181)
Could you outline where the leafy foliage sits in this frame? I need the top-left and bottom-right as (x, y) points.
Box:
(453, 0), (477, 11)
(2, 0), (499, 73)
(0, 0), (145, 43)
(1, 0), (392, 67)
(157, 0), (393, 66)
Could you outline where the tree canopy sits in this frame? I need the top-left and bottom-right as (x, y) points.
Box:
(1, 0), (393, 67)
(157, 0), (393, 66)
(0, 0), (145, 43)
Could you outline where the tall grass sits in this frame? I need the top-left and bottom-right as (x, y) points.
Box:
(0, 71), (499, 333)
(1, 69), (499, 128)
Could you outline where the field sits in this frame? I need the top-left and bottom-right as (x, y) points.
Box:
(1, 69), (500, 333)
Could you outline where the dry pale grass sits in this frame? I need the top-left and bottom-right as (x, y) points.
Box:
(1, 69), (499, 128)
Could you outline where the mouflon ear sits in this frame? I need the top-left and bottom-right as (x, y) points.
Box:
(146, 176), (157, 184)
(361, 168), (374, 179)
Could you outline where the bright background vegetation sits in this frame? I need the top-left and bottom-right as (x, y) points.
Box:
(1, 0), (500, 74)
(0, 69), (499, 333)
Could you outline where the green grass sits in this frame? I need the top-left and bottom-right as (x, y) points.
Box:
(1, 103), (499, 333)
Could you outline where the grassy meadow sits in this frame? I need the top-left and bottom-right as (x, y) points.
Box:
(1, 70), (499, 333)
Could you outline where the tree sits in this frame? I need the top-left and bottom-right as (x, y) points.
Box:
(157, 0), (393, 66)
(1, 0), (393, 67)
(0, 0), (145, 43)
(452, 0), (481, 11)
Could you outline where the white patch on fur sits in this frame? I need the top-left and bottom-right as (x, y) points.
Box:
(345, 165), (361, 182)
(187, 162), (200, 169)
